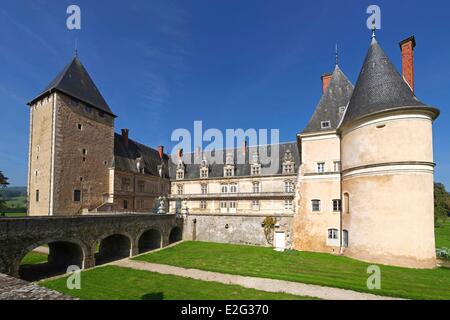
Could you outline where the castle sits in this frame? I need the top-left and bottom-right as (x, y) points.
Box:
(26, 34), (440, 269)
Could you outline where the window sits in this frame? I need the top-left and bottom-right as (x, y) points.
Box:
(344, 193), (350, 214)
(123, 200), (128, 209)
(98, 111), (105, 117)
(252, 200), (260, 209)
(73, 189), (81, 202)
(321, 121), (331, 129)
(221, 185), (228, 193)
(229, 201), (236, 209)
(177, 185), (184, 195)
(339, 106), (346, 114)
(316, 162), (325, 173)
(284, 200), (294, 211)
(333, 161), (341, 172)
(220, 201), (227, 209)
(332, 199), (342, 212)
(328, 228), (339, 240)
(201, 184), (208, 195)
(176, 170), (184, 180)
(200, 200), (207, 209)
(200, 168), (208, 178)
(121, 177), (131, 191)
(343, 230), (349, 248)
(283, 163), (294, 174)
(311, 199), (321, 212)
(35, 189), (39, 202)
(229, 184), (237, 193)
(251, 165), (260, 175)
(84, 105), (92, 113)
(285, 181), (294, 193)
(34, 170), (38, 176)
(253, 182), (260, 193)
(138, 181), (145, 193)
(224, 167), (234, 177)
(77, 123), (83, 130)
(82, 149), (87, 155)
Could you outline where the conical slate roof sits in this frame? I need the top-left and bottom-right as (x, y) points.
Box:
(341, 38), (437, 126)
(28, 57), (115, 117)
(302, 65), (354, 134)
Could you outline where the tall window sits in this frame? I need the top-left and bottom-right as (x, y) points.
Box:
(316, 162), (325, 173)
(200, 168), (208, 178)
(283, 163), (294, 174)
(252, 200), (260, 210)
(285, 181), (294, 193)
(220, 201), (227, 209)
(253, 182), (260, 193)
(177, 185), (184, 195)
(229, 201), (236, 209)
(138, 180), (145, 193)
(344, 193), (350, 214)
(332, 199), (342, 212)
(251, 165), (261, 175)
(123, 200), (128, 209)
(121, 177), (131, 191)
(35, 189), (39, 202)
(200, 200), (207, 209)
(176, 170), (184, 180)
(311, 199), (321, 212)
(343, 230), (349, 248)
(229, 184), (237, 193)
(221, 185), (228, 193)
(201, 184), (208, 195)
(73, 189), (81, 202)
(333, 161), (341, 172)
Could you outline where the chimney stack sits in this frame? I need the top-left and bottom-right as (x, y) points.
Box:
(321, 73), (332, 93)
(158, 145), (164, 159)
(121, 129), (129, 148)
(399, 36), (416, 92)
(177, 148), (183, 159)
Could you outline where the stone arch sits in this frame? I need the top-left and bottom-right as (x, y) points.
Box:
(169, 226), (182, 244)
(95, 232), (132, 265)
(137, 229), (163, 253)
(14, 237), (87, 281)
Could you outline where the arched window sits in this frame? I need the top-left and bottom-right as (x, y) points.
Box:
(344, 193), (350, 214)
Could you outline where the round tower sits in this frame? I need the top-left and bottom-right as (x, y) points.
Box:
(339, 36), (439, 268)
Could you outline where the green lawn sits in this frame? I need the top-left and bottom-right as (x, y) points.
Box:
(435, 219), (450, 248)
(134, 241), (450, 300)
(21, 251), (48, 265)
(40, 265), (314, 300)
(1, 212), (27, 217)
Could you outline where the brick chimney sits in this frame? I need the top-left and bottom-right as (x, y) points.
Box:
(121, 129), (129, 148)
(399, 36), (416, 92)
(158, 145), (164, 159)
(321, 73), (332, 93)
(177, 148), (183, 159)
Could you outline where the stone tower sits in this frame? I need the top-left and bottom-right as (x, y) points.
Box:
(27, 57), (116, 216)
(293, 65), (353, 253)
(339, 36), (440, 268)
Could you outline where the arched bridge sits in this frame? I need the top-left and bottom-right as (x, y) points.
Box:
(0, 214), (183, 278)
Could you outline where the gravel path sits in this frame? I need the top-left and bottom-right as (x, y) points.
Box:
(112, 259), (403, 300)
(33, 246), (49, 254)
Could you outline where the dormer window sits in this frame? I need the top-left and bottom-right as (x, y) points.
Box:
(282, 149), (295, 174)
(200, 159), (209, 178)
(224, 152), (235, 177)
(251, 165), (261, 175)
(321, 121), (331, 129)
(176, 160), (185, 180)
(136, 157), (144, 174)
(339, 106), (346, 114)
(224, 167), (234, 177)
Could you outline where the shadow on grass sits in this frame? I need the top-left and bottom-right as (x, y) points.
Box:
(141, 292), (164, 300)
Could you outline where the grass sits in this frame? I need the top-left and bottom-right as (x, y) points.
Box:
(2, 212), (27, 217)
(134, 241), (450, 300)
(20, 251), (48, 265)
(4, 196), (27, 208)
(40, 265), (314, 300)
(435, 219), (450, 248)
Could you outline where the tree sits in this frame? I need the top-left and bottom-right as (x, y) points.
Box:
(434, 182), (450, 226)
(0, 171), (9, 209)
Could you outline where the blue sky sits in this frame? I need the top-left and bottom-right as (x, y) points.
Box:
(0, 0), (449, 187)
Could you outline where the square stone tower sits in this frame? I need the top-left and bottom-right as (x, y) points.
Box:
(27, 57), (116, 216)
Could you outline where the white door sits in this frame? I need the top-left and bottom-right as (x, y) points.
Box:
(274, 231), (286, 251)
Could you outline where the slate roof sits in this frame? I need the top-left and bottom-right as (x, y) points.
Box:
(302, 65), (354, 134)
(113, 133), (169, 177)
(28, 57), (116, 117)
(168, 142), (300, 180)
(341, 38), (438, 126)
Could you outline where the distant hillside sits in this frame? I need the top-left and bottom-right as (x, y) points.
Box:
(0, 186), (27, 198)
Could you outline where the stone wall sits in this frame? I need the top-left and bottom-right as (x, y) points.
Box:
(182, 213), (293, 248)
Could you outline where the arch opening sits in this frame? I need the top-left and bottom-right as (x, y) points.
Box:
(18, 241), (84, 282)
(169, 227), (182, 244)
(138, 229), (162, 253)
(95, 234), (131, 265)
